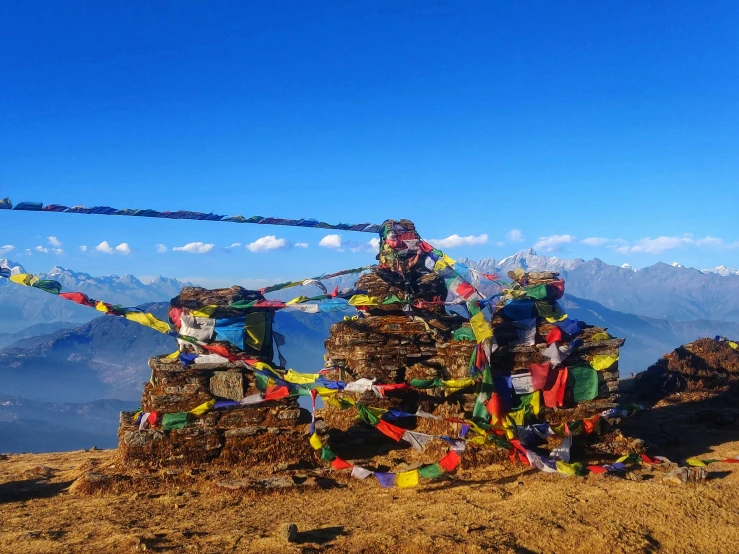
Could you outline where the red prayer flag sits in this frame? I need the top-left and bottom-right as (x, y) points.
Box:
(542, 367), (568, 408)
(640, 453), (659, 465)
(582, 414), (600, 435)
(375, 420), (405, 442)
(439, 450), (461, 472)
(331, 457), (353, 470)
(264, 385), (290, 401)
(486, 392), (507, 420)
(147, 412), (159, 426)
(546, 279), (565, 299)
(545, 326), (563, 345)
(330, 286), (339, 298)
(530, 361), (551, 390)
(202, 343), (237, 360)
(588, 465), (608, 474)
(418, 241), (434, 253)
(456, 282), (476, 299)
(723, 459), (739, 464)
(60, 291), (95, 307)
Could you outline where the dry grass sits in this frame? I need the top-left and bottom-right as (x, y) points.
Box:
(2, 427), (738, 554)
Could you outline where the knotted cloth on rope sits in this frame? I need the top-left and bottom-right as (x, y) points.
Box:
(0, 197), (381, 233)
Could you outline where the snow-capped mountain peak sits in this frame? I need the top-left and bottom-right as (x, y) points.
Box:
(701, 265), (739, 276)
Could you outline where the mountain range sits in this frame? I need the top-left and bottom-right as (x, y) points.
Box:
(462, 250), (739, 322)
(3, 251), (739, 452)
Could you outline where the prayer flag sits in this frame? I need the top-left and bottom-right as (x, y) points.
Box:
(396, 470), (420, 489)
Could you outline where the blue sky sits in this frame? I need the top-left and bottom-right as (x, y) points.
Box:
(1, 1), (738, 286)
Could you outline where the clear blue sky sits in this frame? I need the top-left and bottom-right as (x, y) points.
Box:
(1, 1), (738, 285)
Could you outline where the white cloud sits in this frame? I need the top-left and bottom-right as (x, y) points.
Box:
(506, 229), (524, 243)
(295, 242), (309, 248)
(173, 241), (214, 254)
(24, 248), (32, 255)
(369, 237), (380, 249)
(428, 234), (488, 249)
(230, 242), (242, 248)
(79, 245), (87, 252)
(0, 245), (15, 255)
(51, 248), (63, 255)
(581, 237), (609, 247)
(532, 234), (576, 252)
(695, 236), (723, 247)
(319, 234), (343, 249)
(47, 236), (62, 247)
(156, 244), (167, 253)
(35, 245), (49, 253)
(95, 241), (115, 254)
(115, 243), (132, 255)
(246, 235), (291, 253)
(628, 236), (693, 255)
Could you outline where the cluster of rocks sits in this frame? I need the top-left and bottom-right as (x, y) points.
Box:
(118, 286), (314, 469)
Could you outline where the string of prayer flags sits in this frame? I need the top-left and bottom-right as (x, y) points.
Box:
(1, 197), (382, 233)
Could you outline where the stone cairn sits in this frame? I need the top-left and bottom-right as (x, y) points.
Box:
(118, 286), (314, 469)
(118, 218), (625, 472)
(321, 219), (625, 466)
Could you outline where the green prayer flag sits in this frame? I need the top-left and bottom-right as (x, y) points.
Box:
(254, 373), (270, 392)
(453, 327), (476, 342)
(569, 365), (599, 402)
(410, 378), (443, 389)
(357, 404), (380, 426)
(419, 463), (443, 479)
(320, 446), (337, 462)
(535, 300), (564, 319)
(162, 412), (190, 430)
(32, 279), (62, 294)
(524, 283), (548, 300)
(229, 299), (258, 309)
(381, 294), (402, 305)
(472, 365), (493, 423)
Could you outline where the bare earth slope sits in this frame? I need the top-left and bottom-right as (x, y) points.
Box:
(1, 438), (738, 554)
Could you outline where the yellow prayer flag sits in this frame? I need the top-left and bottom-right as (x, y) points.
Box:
(284, 369), (320, 384)
(286, 295), (310, 305)
(591, 331), (611, 341)
(591, 355), (619, 371)
(615, 454), (629, 463)
(347, 294), (381, 306)
(189, 399), (215, 417)
(442, 378), (476, 393)
(131, 411), (142, 424)
(396, 469), (419, 488)
(433, 253), (456, 272)
(729, 341), (738, 350)
(95, 301), (109, 313)
(165, 350), (180, 359)
(191, 305), (218, 317)
(469, 312), (493, 343)
(686, 458), (707, 467)
(9, 273), (38, 286)
(125, 311), (172, 334)
(545, 313), (569, 323)
(309, 432), (323, 450)
(315, 387), (338, 397)
(529, 390), (542, 417)
(556, 460), (578, 476)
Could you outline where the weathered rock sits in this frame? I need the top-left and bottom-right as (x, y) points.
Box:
(209, 371), (245, 401)
(279, 523), (298, 543)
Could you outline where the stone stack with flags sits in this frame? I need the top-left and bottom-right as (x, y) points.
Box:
(118, 286), (313, 469)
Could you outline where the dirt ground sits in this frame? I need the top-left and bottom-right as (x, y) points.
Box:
(1, 428), (738, 554)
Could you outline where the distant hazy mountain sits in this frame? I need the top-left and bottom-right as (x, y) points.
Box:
(462, 250), (739, 322)
(0, 396), (135, 453)
(0, 321), (76, 349)
(0, 258), (189, 333)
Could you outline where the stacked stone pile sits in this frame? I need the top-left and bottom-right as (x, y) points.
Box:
(118, 286), (313, 469)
